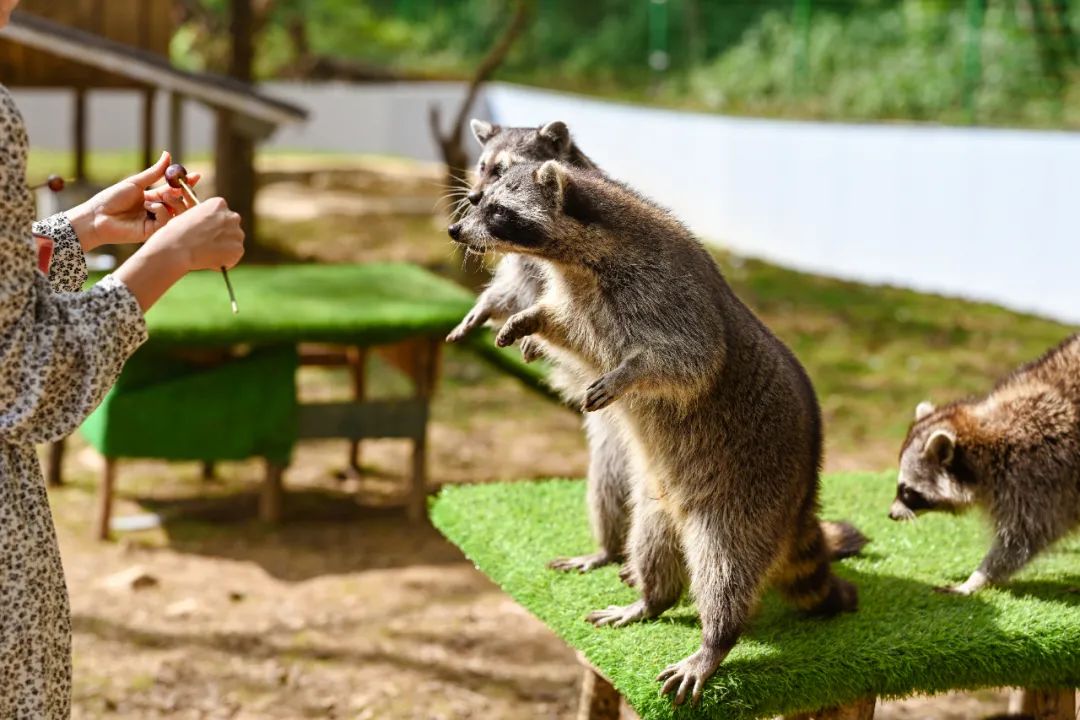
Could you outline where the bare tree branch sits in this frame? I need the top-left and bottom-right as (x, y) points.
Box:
(430, 0), (534, 219)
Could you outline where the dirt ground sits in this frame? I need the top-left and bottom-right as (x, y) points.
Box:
(53, 156), (1016, 719)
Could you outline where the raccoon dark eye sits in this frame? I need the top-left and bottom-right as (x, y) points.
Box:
(478, 162), (487, 173)
(490, 165), (503, 179)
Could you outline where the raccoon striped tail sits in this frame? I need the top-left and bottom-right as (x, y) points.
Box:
(776, 518), (859, 616)
(821, 520), (869, 561)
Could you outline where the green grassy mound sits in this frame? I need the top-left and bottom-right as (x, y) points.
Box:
(432, 474), (1080, 719)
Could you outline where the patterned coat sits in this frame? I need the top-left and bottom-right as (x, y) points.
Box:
(0, 85), (147, 718)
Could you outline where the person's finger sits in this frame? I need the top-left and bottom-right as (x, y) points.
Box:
(186, 172), (202, 188)
(127, 151), (171, 189)
(147, 187), (187, 215)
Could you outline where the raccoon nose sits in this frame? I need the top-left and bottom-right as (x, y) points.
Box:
(447, 223), (461, 240)
(467, 189), (483, 206)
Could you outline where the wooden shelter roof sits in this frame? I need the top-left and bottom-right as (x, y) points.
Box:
(0, 11), (307, 130)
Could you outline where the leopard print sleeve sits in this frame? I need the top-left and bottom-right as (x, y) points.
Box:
(0, 85), (148, 445)
(32, 213), (87, 293)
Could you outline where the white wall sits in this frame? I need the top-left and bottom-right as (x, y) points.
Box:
(485, 85), (1080, 324)
(14, 82), (1080, 323)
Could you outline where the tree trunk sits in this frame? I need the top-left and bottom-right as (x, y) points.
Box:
(214, 0), (256, 238)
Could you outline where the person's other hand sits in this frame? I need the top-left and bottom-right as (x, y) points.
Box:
(144, 196), (245, 272)
(65, 151), (202, 251)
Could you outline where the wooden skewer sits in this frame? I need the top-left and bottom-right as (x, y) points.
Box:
(166, 163), (239, 315)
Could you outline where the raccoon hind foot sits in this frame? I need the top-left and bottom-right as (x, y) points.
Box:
(807, 576), (858, 616)
(821, 520), (870, 561)
(548, 550), (617, 573)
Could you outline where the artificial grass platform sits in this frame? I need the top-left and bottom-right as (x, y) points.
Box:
(125, 262), (475, 346)
(432, 473), (1080, 719)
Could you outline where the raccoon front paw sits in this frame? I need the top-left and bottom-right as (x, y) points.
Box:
(446, 307), (490, 343)
(618, 563), (636, 587)
(548, 550), (616, 573)
(582, 374), (620, 412)
(495, 311), (538, 348)
(657, 646), (728, 706)
(586, 599), (648, 628)
(519, 336), (544, 363)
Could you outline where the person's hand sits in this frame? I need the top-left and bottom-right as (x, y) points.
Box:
(144, 196), (245, 272)
(65, 151), (202, 251)
(113, 197), (244, 314)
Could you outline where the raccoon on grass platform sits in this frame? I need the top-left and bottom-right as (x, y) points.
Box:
(432, 473), (1080, 720)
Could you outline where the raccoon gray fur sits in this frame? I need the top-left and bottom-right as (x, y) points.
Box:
(448, 161), (861, 705)
(893, 333), (1080, 595)
(445, 119), (631, 574)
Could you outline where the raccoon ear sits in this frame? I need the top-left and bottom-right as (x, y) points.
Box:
(538, 121), (571, 154)
(915, 401), (935, 421)
(923, 429), (955, 466)
(536, 160), (567, 196)
(470, 119), (498, 145)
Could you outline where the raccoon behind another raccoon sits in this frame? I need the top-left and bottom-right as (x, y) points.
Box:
(893, 333), (1080, 595)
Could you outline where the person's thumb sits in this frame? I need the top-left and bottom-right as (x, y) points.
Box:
(128, 151), (170, 188)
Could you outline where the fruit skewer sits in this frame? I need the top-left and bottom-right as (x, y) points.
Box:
(165, 163), (239, 315)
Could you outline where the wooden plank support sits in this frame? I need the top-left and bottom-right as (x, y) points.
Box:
(347, 346), (368, 477)
(95, 457), (117, 541)
(46, 439), (65, 487)
(1010, 688), (1077, 719)
(576, 658), (621, 720)
(73, 87), (87, 182)
(260, 460), (285, 524)
(141, 87), (156, 171)
(785, 696), (876, 720)
(168, 91), (184, 162)
(407, 339), (439, 522)
(296, 399), (428, 441)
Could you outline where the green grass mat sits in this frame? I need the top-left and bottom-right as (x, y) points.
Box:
(91, 263), (557, 397)
(432, 474), (1080, 719)
(124, 263), (474, 346)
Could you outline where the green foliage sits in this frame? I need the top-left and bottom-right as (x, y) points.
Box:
(175, 0), (1080, 127)
(685, 1), (1073, 127)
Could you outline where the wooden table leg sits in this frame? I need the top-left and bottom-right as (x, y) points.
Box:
(201, 461), (216, 482)
(406, 339), (438, 522)
(786, 697), (876, 720)
(1011, 688), (1077, 719)
(577, 664), (620, 720)
(95, 458), (117, 541)
(343, 346), (368, 479)
(46, 439), (65, 487)
(260, 460), (284, 524)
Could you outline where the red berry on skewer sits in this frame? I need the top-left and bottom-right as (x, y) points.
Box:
(165, 163), (188, 190)
(45, 174), (64, 192)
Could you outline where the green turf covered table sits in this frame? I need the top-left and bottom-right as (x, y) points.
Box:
(432, 472), (1080, 720)
(67, 263), (486, 538)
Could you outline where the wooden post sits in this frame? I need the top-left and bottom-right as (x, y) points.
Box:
(785, 697), (876, 720)
(260, 460), (284, 523)
(215, 0), (257, 238)
(576, 666), (620, 720)
(95, 458), (117, 541)
(1011, 688), (1077, 719)
(168, 92), (184, 161)
(73, 88), (87, 183)
(346, 346), (368, 477)
(201, 461), (216, 482)
(141, 88), (156, 171)
(46, 440), (65, 488)
(406, 339), (439, 522)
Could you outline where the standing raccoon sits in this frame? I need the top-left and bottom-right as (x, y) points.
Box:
(448, 161), (861, 704)
(446, 119), (632, 574)
(893, 333), (1080, 595)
